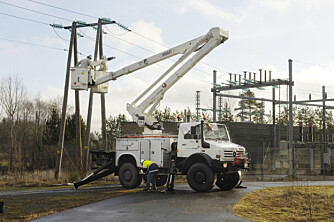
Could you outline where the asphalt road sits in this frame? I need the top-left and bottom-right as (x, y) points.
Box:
(32, 181), (334, 222)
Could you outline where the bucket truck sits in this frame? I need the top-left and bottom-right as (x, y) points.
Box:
(72, 27), (249, 192)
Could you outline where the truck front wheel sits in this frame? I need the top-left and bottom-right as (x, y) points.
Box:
(187, 163), (215, 192)
(119, 163), (141, 189)
(216, 171), (241, 191)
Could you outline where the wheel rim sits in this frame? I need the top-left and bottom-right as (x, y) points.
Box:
(124, 169), (132, 181)
(194, 171), (206, 184)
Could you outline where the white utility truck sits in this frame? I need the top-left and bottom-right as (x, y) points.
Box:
(73, 27), (249, 192)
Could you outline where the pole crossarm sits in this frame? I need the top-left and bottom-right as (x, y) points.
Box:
(212, 79), (291, 92)
(63, 20), (115, 29)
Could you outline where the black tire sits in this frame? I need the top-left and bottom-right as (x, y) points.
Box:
(134, 174), (143, 187)
(119, 163), (140, 189)
(187, 163), (215, 192)
(156, 175), (168, 186)
(216, 170), (241, 191)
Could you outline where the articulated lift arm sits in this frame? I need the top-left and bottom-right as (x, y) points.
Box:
(85, 27), (228, 128)
(126, 27), (228, 129)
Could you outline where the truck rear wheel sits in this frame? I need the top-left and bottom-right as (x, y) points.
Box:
(187, 163), (214, 192)
(216, 170), (241, 191)
(119, 163), (141, 189)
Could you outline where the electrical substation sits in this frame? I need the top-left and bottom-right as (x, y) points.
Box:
(208, 61), (334, 179)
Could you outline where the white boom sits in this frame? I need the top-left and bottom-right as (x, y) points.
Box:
(125, 27), (228, 128)
(71, 27), (228, 129)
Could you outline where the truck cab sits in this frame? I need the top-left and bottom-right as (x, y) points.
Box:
(178, 122), (248, 169)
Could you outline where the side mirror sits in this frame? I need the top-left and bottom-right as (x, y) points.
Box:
(200, 120), (210, 149)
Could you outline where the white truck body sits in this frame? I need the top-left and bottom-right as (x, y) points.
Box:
(116, 137), (176, 168)
(115, 122), (248, 172)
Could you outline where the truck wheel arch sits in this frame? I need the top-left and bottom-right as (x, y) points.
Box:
(182, 153), (213, 174)
(117, 154), (137, 172)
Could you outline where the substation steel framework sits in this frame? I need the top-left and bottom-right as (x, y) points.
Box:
(211, 60), (334, 178)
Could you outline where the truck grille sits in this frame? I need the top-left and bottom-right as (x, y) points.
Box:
(224, 149), (244, 158)
(224, 150), (234, 158)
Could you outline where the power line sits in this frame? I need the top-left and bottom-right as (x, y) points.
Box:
(105, 27), (154, 54)
(52, 27), (69, 42)
(294, 59), (334, 71)
(0, 36), (87, 56)
(27, 0), (97, 19)
(0, 11), (49, 25)
(0, 0), (71, 21)
(0, 36), (68, 51)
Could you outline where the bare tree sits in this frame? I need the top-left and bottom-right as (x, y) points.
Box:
(0, 74), (26, 170)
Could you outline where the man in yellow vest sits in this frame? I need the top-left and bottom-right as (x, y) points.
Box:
(141, 159), (159, 191)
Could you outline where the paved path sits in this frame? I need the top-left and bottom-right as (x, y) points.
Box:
(32, 181), (334, 222)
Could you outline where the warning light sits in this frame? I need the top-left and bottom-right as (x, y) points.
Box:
(177, 114), (181, 121)
(57, 150), (60, 154)
(203, 115), (207, 120)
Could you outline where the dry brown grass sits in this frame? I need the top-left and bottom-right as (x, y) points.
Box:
(0, 170), (120, 188)
(233, 185), (334, 222)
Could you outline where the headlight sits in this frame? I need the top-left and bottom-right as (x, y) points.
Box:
(223, 163), (228, 168)
(244, 163), (249, 168)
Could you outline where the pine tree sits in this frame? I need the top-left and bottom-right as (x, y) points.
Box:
(234, 90), (261, 122)
(42, 108), (60, 145)
(221, 101), (234, 122)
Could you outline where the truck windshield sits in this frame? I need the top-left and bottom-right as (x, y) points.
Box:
(204, 124), (229, 141)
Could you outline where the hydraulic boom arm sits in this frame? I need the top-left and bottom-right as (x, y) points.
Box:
(125, 27), (228, 129)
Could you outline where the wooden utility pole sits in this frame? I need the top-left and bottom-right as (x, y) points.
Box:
(74, 29), (82, 171)
(55, 21), (77, 180)
(99, 20), (108, 151)
(83, 19), (107, 173)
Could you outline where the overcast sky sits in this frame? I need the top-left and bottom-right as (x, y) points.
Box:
(1, 0), (334, 131)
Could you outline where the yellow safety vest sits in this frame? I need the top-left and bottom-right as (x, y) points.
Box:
(142, 160), (155, 168)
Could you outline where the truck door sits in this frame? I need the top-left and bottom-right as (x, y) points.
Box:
(140, 140), (150, 161)
(150, 140), (162, 166)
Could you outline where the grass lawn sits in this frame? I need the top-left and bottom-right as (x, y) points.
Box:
(233, 185), (334, 221)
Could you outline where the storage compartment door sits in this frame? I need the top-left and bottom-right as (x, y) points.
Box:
(150, 140), (162, 166)
(140, 140), (150, 161)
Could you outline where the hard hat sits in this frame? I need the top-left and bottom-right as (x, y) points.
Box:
(140, 159), (145, 165)
(87, 55), (92, 59)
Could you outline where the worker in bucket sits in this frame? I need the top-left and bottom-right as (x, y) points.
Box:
(77, 55), (94, 85)
(77, 55), (93, 68)
(141, 159), (159, 191)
